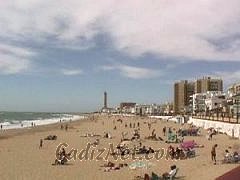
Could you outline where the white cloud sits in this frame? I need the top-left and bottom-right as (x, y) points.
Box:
(1, 0), (240, 61)
(61, 69), (83, 76)
(101, 64), (161, 79)
(0, 44), (34, 74)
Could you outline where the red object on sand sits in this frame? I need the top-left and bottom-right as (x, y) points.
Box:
(216, 166), (240, 180)
(180, 140), (197, 149)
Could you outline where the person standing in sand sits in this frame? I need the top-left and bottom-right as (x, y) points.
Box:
(39, 139), (43, 149)
(163, 126), (166, 136)
(211, 144), (218, 165)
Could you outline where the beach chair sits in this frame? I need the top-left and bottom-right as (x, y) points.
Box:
(185, 149), (196, 158)
(222, 155), (239, 164)
(166, 133), (177, 143)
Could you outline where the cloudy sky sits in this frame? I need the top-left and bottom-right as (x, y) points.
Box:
(0, 0), (240, 112)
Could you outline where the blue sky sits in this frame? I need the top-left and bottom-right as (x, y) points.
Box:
(0, 1), (240, 112)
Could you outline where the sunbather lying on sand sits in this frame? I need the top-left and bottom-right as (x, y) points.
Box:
(45, 135), (57, 140)
(80, 133), (101, 137)
(103, 132), (112, 139)
(102, 161), (128, 172)
(92, 139), (100, 146)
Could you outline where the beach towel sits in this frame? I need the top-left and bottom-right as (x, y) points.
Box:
(129, 161), (153, 170)
(180, 140), (197, 149)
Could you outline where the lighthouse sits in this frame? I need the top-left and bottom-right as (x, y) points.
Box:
(104, 91), (107, 108)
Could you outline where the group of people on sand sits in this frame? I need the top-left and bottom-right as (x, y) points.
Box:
(124, 122), (140, 129)
(138, 164), (178, 180)
(137, 145), (155, 154)
(210, 143), (240, 165)
(60, 124), (68, 131)
(167, 145), (195, 160)
(31, 122), (36, 127)
(48, 114), (240, 179)
(222, 149), (240, 163)
(115, 143), (155, 156)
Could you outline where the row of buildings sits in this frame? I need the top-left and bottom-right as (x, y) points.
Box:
(174, 77), (240, 119)
(101, 77), (240, 120)
(101, 91), (173, 115)
(118, 102), (173, 115)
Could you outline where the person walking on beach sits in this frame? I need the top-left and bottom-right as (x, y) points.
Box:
(148, 123), (151, 130)
(137, 122), (140, 127)
(0, 124), (2, 130)
(163, 126), (166, 136)
(168, 127), (172, 134)
(211, 144), (218, 165)
(65, 124), (68, 131)
(39, 139), (43, 149)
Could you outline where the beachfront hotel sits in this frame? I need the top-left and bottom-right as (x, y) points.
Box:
(195, 77), (223, 93)
(174, 77), (223, 115)
(174, 80), (195, 114)
(173, 77), (240, 125)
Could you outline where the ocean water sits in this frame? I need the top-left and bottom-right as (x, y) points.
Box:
(0, 112), (85, 130)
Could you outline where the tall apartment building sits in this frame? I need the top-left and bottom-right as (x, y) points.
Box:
(174, 80), (195, 114)
(195, 77), (223, 93)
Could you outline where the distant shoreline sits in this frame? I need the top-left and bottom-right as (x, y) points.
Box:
(0, 112), (87, 130)
(0, 115), (90, 140)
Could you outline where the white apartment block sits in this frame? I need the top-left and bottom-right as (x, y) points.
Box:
(192, 93), (206, 114)
(192, 91), (226, 114)
(205, 91), (226, 111)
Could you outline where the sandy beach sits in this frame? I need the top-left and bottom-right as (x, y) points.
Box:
(0, 114), (240, 180)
